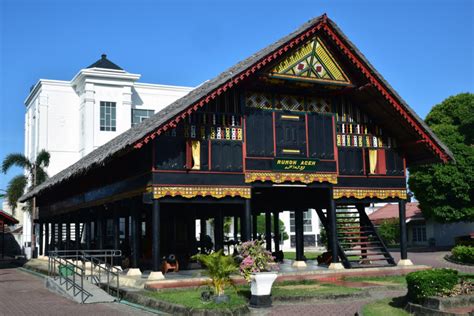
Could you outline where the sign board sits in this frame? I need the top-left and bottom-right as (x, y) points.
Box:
(273, 157), (319, 172)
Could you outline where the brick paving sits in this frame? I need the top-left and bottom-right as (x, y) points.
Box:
(391, 251), (474, 274)
(0, 267), (159, 316)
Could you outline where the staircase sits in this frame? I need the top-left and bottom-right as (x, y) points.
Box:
(318, 207), (395, 268)
(46, 250), (121, 303)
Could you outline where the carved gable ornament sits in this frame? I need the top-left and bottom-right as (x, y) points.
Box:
(269, 36), (351, 85)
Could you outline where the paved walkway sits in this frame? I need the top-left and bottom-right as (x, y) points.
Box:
(0, 267), (159, 316)
(391, 251), (474, 274)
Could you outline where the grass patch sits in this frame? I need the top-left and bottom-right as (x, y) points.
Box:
(272, 281), (360, 297)
(284, 251), (321, 260)
(344, 275), (407, 286)
(362, 297), (408, 316)
(145, 288), (247, 310)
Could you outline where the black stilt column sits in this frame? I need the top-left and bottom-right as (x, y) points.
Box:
(44, 222), (49, 255)
(86, 220), (91, 250)
(200, 218), (207, 254)
(273, 211), (280, 252)
(252, 214), (258, 240)
(75, 219), (80, 250)
(399, 200), (408, 260)
(57, 221), (63, 250)
(50, 222), (56, 251)
(113, 207), (119, 250)
(152, 199), (161, 271)
(65, 222), (70, 250)
(233, 216), (239, 241)
(328, 190), (338, 264)
(295, 210), (304, 261)
(214, 211), (224, 251)
(131, 206), (141, 268)
(97, 212), (104, 249)
(242, 200), (251, 241)
(38, 223), (44, 256)
(265, 211), (272, 251)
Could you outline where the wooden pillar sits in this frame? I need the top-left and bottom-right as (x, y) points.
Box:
(38, 223), (44, 256)
(125, 214), (130, 245)
(97, 211), (104, 249)
(57, 221), (63, 250)
(252, 214), (258, 240)
(214, 211), (224, 251)
(242, 200), (251, 241)
(233, 216), (239, 241)
(356, 204), (367, 259)
(273, 211), (280, 252)
(44, 222), (49, 255)
(131, 206), (140, 268)
(75, 219), (80, 250)
(50, 222), (55, 250)
(113, 207), (119, 250)
(200, 218), (207, 254)
(86, 220), (91, 250)
(328, 192), (338, 264)
(399, 200), (408, 260)
(265, 211), (272, 251)
(295, 210), (304, 261)
(152, 200), (161, 271)
(65, 222), (70, 251)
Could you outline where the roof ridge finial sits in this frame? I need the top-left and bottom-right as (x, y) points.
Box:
(101, 53), (107, 59)
(322, 13), (328, 23)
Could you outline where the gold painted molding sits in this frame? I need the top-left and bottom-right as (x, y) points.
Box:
(245, 172), (338, 184)
(153, 186), (251, 199)
(333, 188), (407, 199)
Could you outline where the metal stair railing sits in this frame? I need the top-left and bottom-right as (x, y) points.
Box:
(47, 249), (122, 302)
(48, 251), (92, 304)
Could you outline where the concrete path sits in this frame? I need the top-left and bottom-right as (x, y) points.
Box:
(391, 251), (474, 274)
(0, 267), (161, 316)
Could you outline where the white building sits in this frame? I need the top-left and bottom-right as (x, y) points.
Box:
(21, 54), (193, 256)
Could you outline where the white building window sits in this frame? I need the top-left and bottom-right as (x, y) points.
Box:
(290, 210), (313, 233)
(132, 109), (154, 126)
(100, 101), (116, 131)
(412, 225), (427, 242)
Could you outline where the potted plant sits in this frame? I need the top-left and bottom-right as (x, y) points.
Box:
(238, 240), (279, 308)
(192, 250), (238, 304)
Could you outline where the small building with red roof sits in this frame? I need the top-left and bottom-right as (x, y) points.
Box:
(369, 203), (473, 248)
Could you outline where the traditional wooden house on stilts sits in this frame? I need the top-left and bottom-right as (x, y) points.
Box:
(20, 14), (453, 276)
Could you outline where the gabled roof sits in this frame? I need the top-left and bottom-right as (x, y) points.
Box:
(20, 14), (454, 202)
(87, 54), (123, 70)
(0, 210), (19, 225)
(369, 202), (424, 224)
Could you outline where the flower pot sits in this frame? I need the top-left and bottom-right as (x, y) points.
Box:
(250, 272), (278, 308)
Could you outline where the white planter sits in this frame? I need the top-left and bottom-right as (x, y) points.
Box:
(250, 272), (278, 296)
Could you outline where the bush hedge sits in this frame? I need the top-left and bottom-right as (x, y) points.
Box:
(451, 245), (474, 264)
(406, 269), (458, 303)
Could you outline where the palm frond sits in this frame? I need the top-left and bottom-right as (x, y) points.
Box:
(35, 167), (49, 185)
(35, 150), (50, 168)
(6, 175), (28, 213)
(1, 153), (31, 174)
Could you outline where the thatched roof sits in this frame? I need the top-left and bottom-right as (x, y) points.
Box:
(20, 14), (453, 202)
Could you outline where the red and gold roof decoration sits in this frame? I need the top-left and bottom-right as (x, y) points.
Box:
(333, 188), (407, 200)
(269, 36), (351, 85)
(152, 185), (251, 199)
(245, 172), (338, 184)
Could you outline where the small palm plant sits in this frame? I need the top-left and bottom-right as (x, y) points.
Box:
(1, 149), (50, 214)
(192, 250), (238, 298)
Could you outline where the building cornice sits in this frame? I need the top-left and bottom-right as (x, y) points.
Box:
(134, 82), (194, 92)
(71, 68), (141, 89)
(24, 79), (71, 106)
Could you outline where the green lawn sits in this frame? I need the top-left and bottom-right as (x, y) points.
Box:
(145, 288), (247, 310)
(283, 251), (322, 260)
(272, 280), (360, 297)
(362, 297), (409, 316)
(343, 275), (407, 286)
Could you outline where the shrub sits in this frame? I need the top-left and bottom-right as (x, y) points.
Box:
(238, 239), (277, 282)
(455, 235), (474, 247)
(451, 245), (474, 264)
(377, 218), (400, 245)
(406, 269), (458, 303)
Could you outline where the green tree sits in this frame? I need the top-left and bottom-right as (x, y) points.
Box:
(409, 93), (474, 222)
(377, 218), (400, 245)
(1, 150), (50, 214)
(255, 214), (289, 241)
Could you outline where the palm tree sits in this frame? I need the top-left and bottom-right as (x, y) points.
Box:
(1, 150), (50, 214)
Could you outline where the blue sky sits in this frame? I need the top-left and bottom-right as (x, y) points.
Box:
(0, 0), (473, 206)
